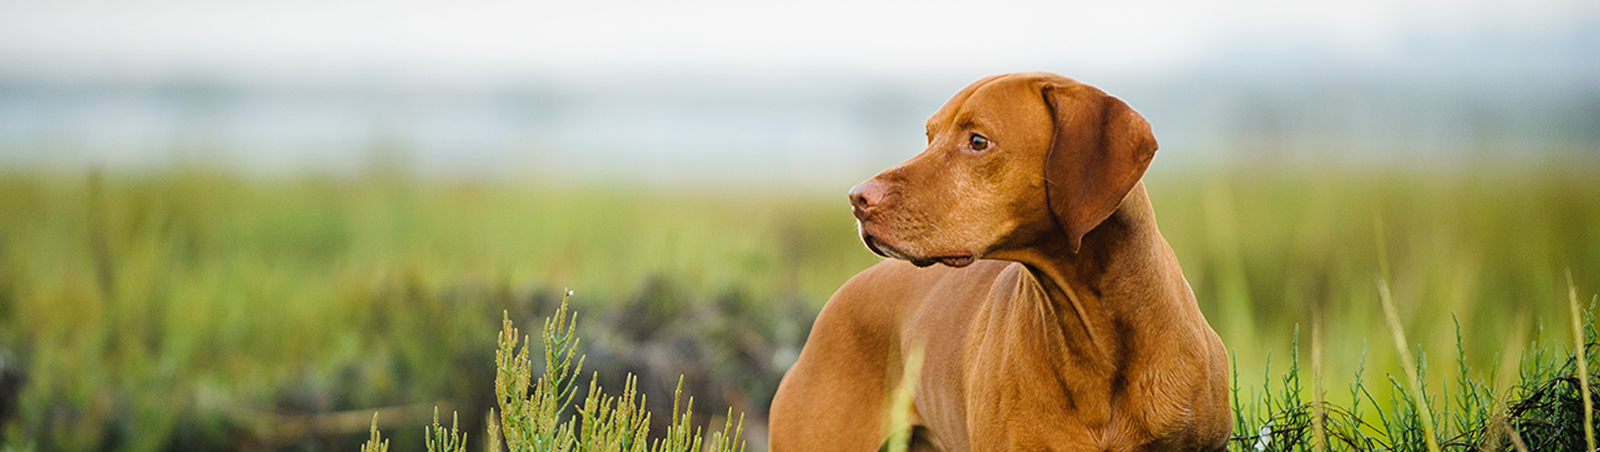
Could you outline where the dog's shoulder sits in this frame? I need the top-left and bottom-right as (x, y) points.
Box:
(820, 259), (935, 325)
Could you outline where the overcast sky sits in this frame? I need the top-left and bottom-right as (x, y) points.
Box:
(1, 0), (1595, 83)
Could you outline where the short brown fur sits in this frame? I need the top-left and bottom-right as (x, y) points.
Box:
(768, 72), (1230, 451)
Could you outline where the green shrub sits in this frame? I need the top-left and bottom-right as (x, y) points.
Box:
(363, 294), (744, 452)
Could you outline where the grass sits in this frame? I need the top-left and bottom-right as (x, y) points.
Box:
(1223, 306), (1599, 451)
(362, 278), (1597, 452)
(1377, 278), (1441, 452)
(0, 163), (1596, 450)
(1568, 270), (1596, 452)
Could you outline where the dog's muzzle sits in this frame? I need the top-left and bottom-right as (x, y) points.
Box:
(859, 223), (969, 268)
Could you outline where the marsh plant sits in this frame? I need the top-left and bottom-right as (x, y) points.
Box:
(362, 294), (745, 452)
(1225, 291), (1598, 451)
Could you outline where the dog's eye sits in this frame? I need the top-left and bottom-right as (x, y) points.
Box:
(969, 134), (990, 151)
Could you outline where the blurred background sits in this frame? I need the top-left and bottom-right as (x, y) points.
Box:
(0, 0), (1597, 450)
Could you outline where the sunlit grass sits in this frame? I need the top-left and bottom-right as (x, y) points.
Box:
(0, 163), (1596, 450)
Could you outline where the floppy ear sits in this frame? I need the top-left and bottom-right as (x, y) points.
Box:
(1041, 83), (1157, 253)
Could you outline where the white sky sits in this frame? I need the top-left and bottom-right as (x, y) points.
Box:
(0, 0), (1594, 82)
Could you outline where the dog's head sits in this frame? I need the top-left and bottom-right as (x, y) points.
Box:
(850, 72), (1157, 267)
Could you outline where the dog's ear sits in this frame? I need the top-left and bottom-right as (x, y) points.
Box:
(1041, 82), (1157, 253)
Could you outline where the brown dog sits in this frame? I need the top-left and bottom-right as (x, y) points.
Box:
(768, 72), (1231, 451)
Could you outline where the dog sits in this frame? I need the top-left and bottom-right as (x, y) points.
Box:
(767, 72), (1231, 451)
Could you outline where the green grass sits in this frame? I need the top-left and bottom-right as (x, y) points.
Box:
(1223, 300), (1597, 451)
(369, 280), (1598, 452)
(0, 163), (1596, 450)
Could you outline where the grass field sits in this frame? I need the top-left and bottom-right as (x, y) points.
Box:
(0, 162), (1596, 451)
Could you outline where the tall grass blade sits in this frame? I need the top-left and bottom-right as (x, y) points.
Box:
(1312, 314), (1326, 452)
(1377, 278), (1441, 452)
(1484, 310), (1533, 452)
(1373, 210), (1391, 282)
(1568, 269), (1595, 452)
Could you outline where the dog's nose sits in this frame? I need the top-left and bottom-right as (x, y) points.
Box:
(848, 180), (887, 220)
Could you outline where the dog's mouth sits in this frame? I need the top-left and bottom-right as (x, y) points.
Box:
(861, 229), (975, 269)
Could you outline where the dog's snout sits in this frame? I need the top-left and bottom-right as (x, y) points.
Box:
(848, 181), (888, 220)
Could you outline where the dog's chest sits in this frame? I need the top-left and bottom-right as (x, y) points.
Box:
(938, 266), (1194, 451)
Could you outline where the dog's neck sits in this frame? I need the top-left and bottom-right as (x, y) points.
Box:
(1004, 182), (1192, 371)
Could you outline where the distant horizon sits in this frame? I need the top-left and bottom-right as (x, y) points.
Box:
(3, 68), (1594, 186)
(0, 0), (1596, 184)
